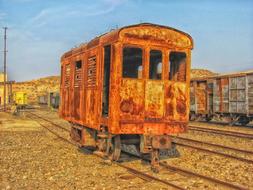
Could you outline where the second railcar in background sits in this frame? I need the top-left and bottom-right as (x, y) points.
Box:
(190, 70), (253, 125)
(48, 91), (60, 109)
(60, 23), (193, 170)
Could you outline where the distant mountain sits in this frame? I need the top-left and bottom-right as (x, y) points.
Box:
(12, 76), (60, 104)
(191, 68), (218, 78)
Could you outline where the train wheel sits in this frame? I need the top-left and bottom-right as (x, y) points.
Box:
(106, 135), (121, 161)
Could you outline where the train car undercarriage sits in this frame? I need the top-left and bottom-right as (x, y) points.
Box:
(190, 112), (252, 126)
(70, 124), (176, 172)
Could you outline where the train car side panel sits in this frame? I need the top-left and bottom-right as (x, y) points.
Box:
(247, 73), (253, 115)
(85, 48), (100, 130)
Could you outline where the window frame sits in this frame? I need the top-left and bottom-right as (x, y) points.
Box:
(167, 50), (188, 83)
(121, 44), (145, 80)
(148, 48), (164, 80)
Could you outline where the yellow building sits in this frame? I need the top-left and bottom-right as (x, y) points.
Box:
(13, 92), (27, 105)
(0, 72), (14, 106)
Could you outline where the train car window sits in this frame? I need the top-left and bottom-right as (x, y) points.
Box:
(74, 60), (82, 87)
(169, 52), (186, 82)
(75, 60), (82, 70)
(122, 47), (143, 78)
(149, 50), (162, 80)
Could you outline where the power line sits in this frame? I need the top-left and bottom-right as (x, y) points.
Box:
(3, 27), (7, 112)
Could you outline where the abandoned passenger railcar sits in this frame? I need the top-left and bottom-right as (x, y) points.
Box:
(59, 23), (193, 170)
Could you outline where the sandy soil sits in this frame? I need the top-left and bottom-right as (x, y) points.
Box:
(0, 110), (253, 190)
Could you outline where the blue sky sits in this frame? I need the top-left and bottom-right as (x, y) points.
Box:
(0, 0), (253, 81)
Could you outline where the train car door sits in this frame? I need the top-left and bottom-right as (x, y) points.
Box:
(102, 45), (112, 117)
(73, 57), (83, 122)
(62, 62), (71, 118)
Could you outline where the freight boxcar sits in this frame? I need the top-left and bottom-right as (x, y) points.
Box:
(48, 91), (60, 109)
(60, 23), (194, 170)
(190, 70), (253, 125)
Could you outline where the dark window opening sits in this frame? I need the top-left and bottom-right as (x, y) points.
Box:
(74, 60), (83, 87)
(75, 60), (82, 70)
(102, 45), (111, 116)
(149, 50), (162, 80)
(122, 47), (143, 79)
(169, 52), (187, 82)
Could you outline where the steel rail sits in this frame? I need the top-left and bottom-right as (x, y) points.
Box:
(173, 136), (253, 155)
(159, 162), (249, 190)
(174, 142), (253, 164)
(27, 111), (70, 132)
(188, 125), (253, 140)
(123, 151), (249, 190)
(26, 113), (185, 190)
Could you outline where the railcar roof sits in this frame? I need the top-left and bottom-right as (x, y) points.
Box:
(191, 69), (253, 81)
(61, 23), (194, 60)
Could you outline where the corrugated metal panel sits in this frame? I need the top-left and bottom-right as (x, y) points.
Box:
(221, 78), (229, 112)
(190, 84), (195, 112)
(237, 90), (245, 101)
(229, 76), (246, 114)
(196, 81), (207, 113)
(237, 77), (246, 89)
(237, 102), (246, 113)
(230, 102), (237, 113)
(229, 77), (237, 89)
(213, 79), (220, 112)
(230, 89), (237, 101)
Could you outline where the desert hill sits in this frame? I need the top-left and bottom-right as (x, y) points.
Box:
(12, 69), (217, 104)
(12, 76), (60, 104)
(191, 68), (217, 78)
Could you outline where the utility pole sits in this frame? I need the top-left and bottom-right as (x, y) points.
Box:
(3, 27), (7, 112)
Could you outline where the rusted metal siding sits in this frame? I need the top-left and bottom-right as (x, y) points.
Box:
(164, 82), (188, 122)
(221, 78), (229, 113)
(213, 79), (220, 112)
(195, 81), (207, 114)
(60, 61), (72, 119)
(213, 78), (229, 113)
(119, 79), (144, 121)
(145, 80), (164, 118)
(60, 23), (193, 136)
(229, 76), (246, 114)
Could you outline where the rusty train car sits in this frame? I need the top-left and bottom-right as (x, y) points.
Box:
(59, 23), (193, 169)
(190, 70), (253, 125)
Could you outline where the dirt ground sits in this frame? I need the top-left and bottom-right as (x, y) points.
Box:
(0, 110), (253, 190)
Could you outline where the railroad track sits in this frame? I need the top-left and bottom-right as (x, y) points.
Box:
(26, 112), (185, 190)
(189, 125), (253, 140)
(172, 136), (253, 164)
(25, 111), (250, 190)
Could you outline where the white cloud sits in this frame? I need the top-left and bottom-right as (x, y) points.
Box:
(26, 0), (128, 28)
